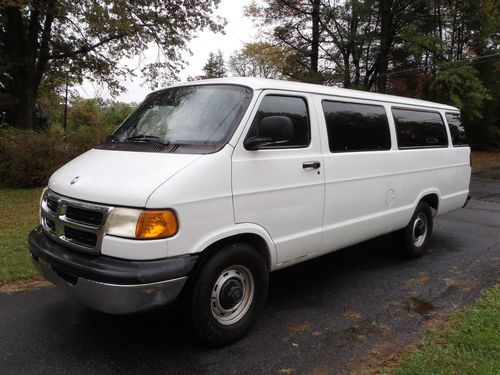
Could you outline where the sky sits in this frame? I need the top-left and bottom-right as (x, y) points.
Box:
(76, 0), (258, 103)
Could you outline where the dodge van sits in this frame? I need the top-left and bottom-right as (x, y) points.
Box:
(29, 78), (471, 345)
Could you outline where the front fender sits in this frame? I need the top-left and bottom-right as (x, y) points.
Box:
(187, 223), (277, 269)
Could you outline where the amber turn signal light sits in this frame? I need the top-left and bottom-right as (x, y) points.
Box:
(135, 210), (178, 239)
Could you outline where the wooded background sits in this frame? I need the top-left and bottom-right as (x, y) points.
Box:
(0, 0), (498, 187)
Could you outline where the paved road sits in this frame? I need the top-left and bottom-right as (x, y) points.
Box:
(1, 179), (499, 375)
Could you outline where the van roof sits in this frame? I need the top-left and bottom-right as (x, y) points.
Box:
(167, 77), (459, 111)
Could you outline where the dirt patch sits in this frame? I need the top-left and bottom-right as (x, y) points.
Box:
(471, 151), (500, 180)
(343, 310), (363, 321)
(404, 272), (430, 291)
(346, 317), (450, 375)
(288, 321), (312, 334)
(0, 277), (51, 293)
(471, 151), (500, 171)
(406, 297), (436, 316)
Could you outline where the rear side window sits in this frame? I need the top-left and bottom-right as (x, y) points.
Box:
(392, 108), (448, 148)
(446, 112), (468, 146)
(247, 95), (310, 148)
(322, 101), (391, 152)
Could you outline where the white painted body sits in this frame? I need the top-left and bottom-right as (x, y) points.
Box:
(48, 78), (471, 269)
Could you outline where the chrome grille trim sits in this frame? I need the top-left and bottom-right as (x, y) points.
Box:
(40, 190), (113, 254)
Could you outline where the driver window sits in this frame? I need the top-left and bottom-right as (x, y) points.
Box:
(247, 95), (310, 148)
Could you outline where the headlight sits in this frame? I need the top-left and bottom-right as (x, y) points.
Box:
(105, 208), (178, 240)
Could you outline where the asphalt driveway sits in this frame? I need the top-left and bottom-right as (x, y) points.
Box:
(1, 178), (499, 374)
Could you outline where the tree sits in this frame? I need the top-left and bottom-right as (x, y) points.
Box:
(0, 0), (223, 130)
(245, 0), (325, 83)
(202, 50), (226, 78)
(229, 42), (288, 79)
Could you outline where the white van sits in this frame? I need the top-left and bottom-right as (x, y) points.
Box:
(30, 78), (470, 345)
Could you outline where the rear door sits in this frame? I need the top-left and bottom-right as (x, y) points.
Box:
(232, 91), (325, 265)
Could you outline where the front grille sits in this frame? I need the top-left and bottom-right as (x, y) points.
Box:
(47, 198), (58, 213)
(64, 227), (98, 247)
(40, 190), (112, 254)
(66, 206), (103, 227)
(45, 218), (56, 232)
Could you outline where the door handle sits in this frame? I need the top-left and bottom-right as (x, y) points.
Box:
(302, 161), (321, 170)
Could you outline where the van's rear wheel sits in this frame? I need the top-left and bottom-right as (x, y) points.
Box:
(395, 201), (433, 259)
(189, 243), (268, 346)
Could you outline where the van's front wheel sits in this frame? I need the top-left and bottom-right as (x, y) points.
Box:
(396, 201), (433, 259)
(189, 243), (268, 346)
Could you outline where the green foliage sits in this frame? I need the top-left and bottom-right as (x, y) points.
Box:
(0, 0), (223, 129)
(202, 50), (227, 78)
(0, 127), (96, 188)
(229, 42), (288, 79)
(434, 66), (489, 120)
(0, 98), (133, 188)
(0, 187), (42, 282)
(67, 97), (134, 139)
(390, 285), (500, 375)
(433, 66), (493, 148)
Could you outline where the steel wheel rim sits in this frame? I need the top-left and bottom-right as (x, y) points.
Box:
(412, 212), (428, 247)
(210, 265), (255, 325)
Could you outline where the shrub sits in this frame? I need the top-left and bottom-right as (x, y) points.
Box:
(0, 127), (101, 188)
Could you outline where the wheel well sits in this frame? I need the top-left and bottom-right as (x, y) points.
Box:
(197, 233), (271, 270)
(420, 193), (439, 213)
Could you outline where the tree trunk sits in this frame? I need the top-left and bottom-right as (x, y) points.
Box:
(2, 2), (54, 130)
(343, 54), (351, 88)
(310, 0), (320, 78)
(13, 72), (36, 130)
(376, 0), (394, 93)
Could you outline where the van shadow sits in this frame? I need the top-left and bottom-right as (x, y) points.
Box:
(41, 233), (432, 370)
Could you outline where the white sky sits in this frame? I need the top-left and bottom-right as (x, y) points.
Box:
(77, 0), (258, 103)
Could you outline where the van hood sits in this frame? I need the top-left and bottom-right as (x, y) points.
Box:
(48, 149), (202, 207)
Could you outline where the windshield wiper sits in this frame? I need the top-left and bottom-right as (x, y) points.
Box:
(124, 135), (172, 146)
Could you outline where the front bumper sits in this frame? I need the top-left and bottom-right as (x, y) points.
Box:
(29, 227), (198, 314)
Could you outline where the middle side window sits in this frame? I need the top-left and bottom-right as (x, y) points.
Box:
(322, 100), (391, 153)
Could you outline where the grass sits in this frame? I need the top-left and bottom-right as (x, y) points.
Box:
(389, 285), (500, 375)
(0, 187), (43, 282)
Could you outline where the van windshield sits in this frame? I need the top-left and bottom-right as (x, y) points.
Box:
(107, 84), (253, 153)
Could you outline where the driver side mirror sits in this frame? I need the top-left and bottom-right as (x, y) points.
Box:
(245, 116), (294, 150)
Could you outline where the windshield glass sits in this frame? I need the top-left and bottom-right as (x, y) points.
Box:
(113, 84), (253, 147)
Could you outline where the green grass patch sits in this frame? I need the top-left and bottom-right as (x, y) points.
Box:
(0, 187), (43, 282)
(390, 285), (500, 375)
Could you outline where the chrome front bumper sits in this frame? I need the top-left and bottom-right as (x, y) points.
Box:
(32, 256), (187, 314)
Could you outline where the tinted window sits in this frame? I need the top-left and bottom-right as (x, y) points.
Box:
(322, 101), (391, 152)
(392, 108), (448, 148)
(446, 112), (468, 146)
(247, 95), (310, 148)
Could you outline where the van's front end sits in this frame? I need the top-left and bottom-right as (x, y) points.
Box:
(29, 83), (254, 315)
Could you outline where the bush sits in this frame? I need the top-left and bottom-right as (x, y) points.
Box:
(0, 127), (101, 188)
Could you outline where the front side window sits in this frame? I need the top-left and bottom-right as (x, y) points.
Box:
(445, 112), (468, 146)
(392, 108), (448, 148)
(246, 95), (310, 148)
(322, 100), (391, 152)
(105, 84), (253, 152)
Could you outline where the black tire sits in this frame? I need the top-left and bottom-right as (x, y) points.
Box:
(188, 243), (268, 346)
(394, 201), (433, 259)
